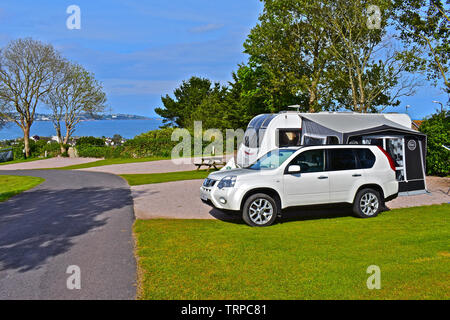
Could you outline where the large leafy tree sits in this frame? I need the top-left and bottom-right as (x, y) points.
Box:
(243, 0), (421, 113)
(155, 77), (217, 129)
(43, 62), (107, 153)
(244, 0), (334, 112)
(324, 0), (421, 112)
(393, 0), (450, 94)
(0, 38), (65, 156)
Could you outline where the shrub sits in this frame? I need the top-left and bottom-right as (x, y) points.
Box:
(123, 128), (177, 158)
(76, 136), (105, 147)
(420, 110), (450, 176)
(76, 145), (109, 158)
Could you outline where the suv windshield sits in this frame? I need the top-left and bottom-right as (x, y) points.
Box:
(247, 149), (297, 170)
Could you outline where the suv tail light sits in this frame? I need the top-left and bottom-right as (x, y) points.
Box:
(377, 146), (396, 171)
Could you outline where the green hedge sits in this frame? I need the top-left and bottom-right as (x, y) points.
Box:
(75, 128), (238, 159)
(420, 111), (450, 176)
(12, 139), (61, 159)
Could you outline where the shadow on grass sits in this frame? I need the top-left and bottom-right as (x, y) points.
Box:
(0, 186), (132, 272)
(210, 204), (390, 225)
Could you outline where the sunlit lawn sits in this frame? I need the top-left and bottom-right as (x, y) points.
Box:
(121, 170), (213, 186)
(0, 175), (44, 202)
(56, 157), (170, 170)
(134, 204), (449, 300)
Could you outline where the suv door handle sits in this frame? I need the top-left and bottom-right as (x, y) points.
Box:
(352, 174), (362, 177)
(318, 176), (328, 179)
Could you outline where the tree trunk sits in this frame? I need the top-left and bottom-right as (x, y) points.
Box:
(23, 125), (31, 158)
(63, 126), (71, 153)
(55, 127), (65, 154)
(308, 81), (318, 113)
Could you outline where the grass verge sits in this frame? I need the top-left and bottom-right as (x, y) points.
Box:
(0, 175), (44, 202)
(56, 157), (170, 170)
(134, 204), (450, 300)
(0, 157), (47, 166)
(121, 170), (213, 186)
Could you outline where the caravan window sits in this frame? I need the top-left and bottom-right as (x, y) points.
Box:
(278, 129), (302, 147)
(243, 128), (259, 148)
(303, 136), (325, 146)
(244, 114), (276, 148)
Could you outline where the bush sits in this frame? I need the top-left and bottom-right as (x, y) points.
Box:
(122, 128), (177, 158)
(76, 136), (105, 147)
(420, 110), (450, 176)
(76, 145), (110, 158)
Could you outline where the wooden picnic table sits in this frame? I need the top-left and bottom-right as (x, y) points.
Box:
(194, 157), (227, 171)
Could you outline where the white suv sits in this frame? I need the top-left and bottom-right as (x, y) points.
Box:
(200, 145), (399, 227)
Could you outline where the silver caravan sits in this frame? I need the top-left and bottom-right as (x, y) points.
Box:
(228, 111), (427, 193)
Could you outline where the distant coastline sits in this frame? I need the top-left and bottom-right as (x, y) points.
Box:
(26, 113), (162, 121)
(0, 119), (163, 140)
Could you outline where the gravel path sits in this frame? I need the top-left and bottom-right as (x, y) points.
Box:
(79, 156), (233, 175)
(131, 177), (449, 220)
(0, 157), (99, 170)
(386, 176), (450, 209)
(0, 170), (136, 300)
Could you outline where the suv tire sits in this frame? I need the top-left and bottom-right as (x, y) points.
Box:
(242, 193), (278, 227)
(353, 188), (382, 218)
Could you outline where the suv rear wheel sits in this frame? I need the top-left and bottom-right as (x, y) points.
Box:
(242, 193), (278, 227)
(353, 188), (382, 218)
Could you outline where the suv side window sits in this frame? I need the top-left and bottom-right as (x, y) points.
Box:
(355, 148), (376, 169)
(289, 149), (325, 173)
(327, 149), (357, 171)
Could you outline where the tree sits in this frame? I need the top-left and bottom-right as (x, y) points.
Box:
(0, 38), (65, 156)
(243, 0), (421, 113)
(323, 0), (421, 112)
(419, 109), (449, 176)
(43, 62), (106, 153)
(393, 0), (450, 94)
(244, 0), (334, 112)
(155, 77), (226, 129)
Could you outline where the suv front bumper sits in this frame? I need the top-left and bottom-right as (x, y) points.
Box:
(200, 185), (241, 211)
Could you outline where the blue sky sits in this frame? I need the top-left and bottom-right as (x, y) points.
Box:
(0, 0), (447, 120)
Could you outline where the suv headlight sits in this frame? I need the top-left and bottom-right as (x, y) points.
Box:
(217, 176), (237, 189)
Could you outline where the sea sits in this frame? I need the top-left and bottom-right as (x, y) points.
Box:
(0, 119), (163, 140)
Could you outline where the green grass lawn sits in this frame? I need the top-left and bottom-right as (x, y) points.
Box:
(134, 204), (450, 300)
(0, 175), (44, 202)
(121, 170), (213, 186)
(0, 157), (47, 166)
(56, 156), (170, 170)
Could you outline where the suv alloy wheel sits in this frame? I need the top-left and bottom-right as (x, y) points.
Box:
(353, 188), (382, 218)
(242, 193), (278, 227)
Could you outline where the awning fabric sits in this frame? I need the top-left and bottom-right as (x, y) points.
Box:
(300, 113), (425, 143)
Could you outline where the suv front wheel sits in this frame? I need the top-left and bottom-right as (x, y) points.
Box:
(353, 188), (382, 218)
(242, 193), (278, 227)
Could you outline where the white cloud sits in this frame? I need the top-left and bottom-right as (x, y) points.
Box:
(103, 79), (180, 95)
(188, 23), (224, 33)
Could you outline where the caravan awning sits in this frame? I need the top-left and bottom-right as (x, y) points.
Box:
(299, 113), (425, 143)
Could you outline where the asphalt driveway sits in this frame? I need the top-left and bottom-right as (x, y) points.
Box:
(0, 170), (136, 300)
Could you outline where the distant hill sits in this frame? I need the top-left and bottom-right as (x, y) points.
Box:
(30, 113), (155, 121)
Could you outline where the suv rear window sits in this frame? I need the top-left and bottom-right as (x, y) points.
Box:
(355, 148), (376, 169)
(327, 149), (357, 171)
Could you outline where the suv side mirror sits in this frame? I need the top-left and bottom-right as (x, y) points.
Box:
(287, 165), (301, 174)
